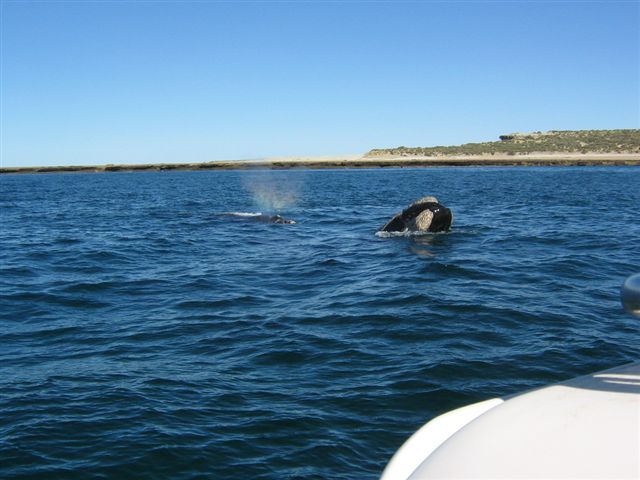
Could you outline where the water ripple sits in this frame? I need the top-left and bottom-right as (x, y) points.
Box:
(1, 167), (639, 479)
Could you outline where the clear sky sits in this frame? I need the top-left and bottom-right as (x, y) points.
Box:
(1, 1), (638, 167)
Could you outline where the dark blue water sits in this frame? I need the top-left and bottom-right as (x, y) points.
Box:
(1, 167), (639, 479)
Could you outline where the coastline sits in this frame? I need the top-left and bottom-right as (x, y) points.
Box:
(2, 153), (640, 175)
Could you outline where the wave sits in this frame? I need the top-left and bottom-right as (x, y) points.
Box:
(375, 229), (451, 238)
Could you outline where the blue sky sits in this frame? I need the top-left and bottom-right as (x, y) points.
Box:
(1, 1), (638, 167)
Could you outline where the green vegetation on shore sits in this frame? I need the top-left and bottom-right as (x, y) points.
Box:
(366, 129), (640, 157)
(2, 130), (639, 174)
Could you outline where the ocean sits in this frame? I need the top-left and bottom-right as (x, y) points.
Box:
(1, 167), (639, 479)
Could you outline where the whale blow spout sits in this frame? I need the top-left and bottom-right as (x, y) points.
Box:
(380, 196), (452, 234)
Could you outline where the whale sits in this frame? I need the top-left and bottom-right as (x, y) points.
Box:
(217, 213), (296, 224)
(380, 196), (452, 234)
(257, 214), (296, 224)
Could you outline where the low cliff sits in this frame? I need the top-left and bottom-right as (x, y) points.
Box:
(366, 129), (640, 157)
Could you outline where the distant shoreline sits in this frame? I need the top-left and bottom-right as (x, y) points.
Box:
(2, 153), (640, 174)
